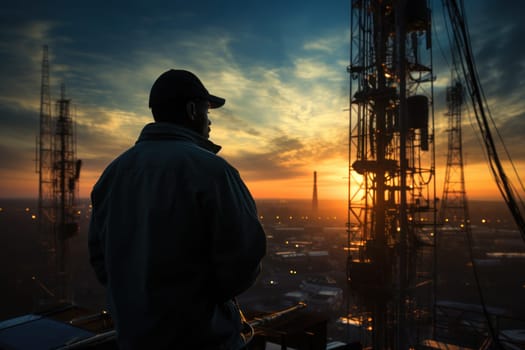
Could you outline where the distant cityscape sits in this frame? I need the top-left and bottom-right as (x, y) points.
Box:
(1, 198), (524, 345)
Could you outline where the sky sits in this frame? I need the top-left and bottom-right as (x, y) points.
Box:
(0, 0), (524, 201)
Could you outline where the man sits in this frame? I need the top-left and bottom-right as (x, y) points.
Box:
(88, 69), (266, 349)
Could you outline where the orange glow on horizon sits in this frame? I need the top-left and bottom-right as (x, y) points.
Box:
(0, 160), (518, 203)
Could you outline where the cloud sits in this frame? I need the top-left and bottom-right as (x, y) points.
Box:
(303, 32), (348, 53)
(0, 143), (33, 172)
(293, 57), (341, 80)
(450, 2), (525, 118)
(426, 2), (525, 176)
(0, 6), (350, 187)
(4, 0), (520, 201)
(222, 119), (348, 184)
(0, 103), (39, 172)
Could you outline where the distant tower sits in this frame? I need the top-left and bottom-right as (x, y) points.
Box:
(439, 80), (469, 229)
(35, 46), (81, 304)
(54, 83), (81, 301)
(435, 77), (475, 344)
(36, 45), (57, 304)
(36, 45), (54, 253)
(312, 171), (318, 217)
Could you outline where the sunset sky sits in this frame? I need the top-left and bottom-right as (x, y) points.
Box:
(0, 1), (523, 201)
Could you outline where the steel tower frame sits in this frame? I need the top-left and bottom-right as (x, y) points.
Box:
(36, 46), (81, 304)
(439, 80), (468, 228)
(346, 1), (436, 348)
(53, 84), (81, 301)
(36, 45), (55, 253)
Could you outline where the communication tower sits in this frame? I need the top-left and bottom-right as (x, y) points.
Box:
(439, 80), (468, 228)
(346, 1), (436, 348)
(36, 46), (81, 303)
(54, 84), (82, 301)
(36, 45), (55, 254)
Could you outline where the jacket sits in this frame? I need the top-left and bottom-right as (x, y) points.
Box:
(88, 122), (266, 349)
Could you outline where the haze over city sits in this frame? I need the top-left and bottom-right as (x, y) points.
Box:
(0, 0), (524, 200)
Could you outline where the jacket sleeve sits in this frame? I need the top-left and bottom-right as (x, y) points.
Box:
(88, 191), (108, 286)
(205, 165), (266, 303)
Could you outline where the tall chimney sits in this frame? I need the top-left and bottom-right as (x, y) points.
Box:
(312, 171), (318, 216)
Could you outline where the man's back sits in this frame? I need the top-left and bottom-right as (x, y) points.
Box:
(89, 123), (266, 349)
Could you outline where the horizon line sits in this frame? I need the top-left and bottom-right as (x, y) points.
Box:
(0, 196), (509, 204)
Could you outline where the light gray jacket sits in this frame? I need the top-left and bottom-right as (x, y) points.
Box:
(88, 122), (266, 349)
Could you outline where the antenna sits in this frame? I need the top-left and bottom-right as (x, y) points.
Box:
(37, 45), (54, 251)
(36, 45), (57, 306)
(35, 46), (81, 305)
(346, 1), (436, 348)
(54, 83), (81, 301)
(439, 81), (468, 229)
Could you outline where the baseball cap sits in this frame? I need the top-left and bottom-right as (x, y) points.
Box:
(148, 69), (225, 109)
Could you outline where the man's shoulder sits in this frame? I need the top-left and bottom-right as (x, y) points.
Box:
(177, 144), (242, 181)
(188, 144), (235, 171)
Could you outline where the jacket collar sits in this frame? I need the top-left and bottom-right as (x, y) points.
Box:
(136, 122), (222, 154)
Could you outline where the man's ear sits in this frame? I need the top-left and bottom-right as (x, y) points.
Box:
(186, 101), (196, 120)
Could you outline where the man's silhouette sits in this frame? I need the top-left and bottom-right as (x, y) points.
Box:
(89, 69), (266, 350)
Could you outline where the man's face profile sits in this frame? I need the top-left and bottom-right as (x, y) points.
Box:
(189, 99), (211, 138)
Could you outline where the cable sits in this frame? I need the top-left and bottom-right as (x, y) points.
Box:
(453, 0), (525, 241)
(441, 0), (507, 347)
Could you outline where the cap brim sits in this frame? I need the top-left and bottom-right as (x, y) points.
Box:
(208, 94), (225, 109)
